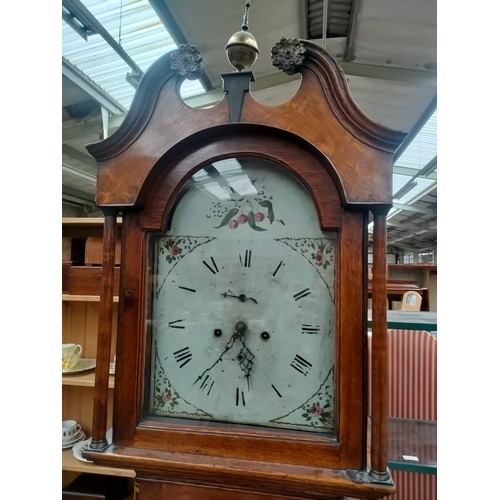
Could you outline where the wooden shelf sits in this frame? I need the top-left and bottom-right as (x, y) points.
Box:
(62, 217), (123, 226)
(387, 264), (437, 271)
(63, 371), (115, 388)
(62, 294), (119, 302)
(62, 448), (135, 477)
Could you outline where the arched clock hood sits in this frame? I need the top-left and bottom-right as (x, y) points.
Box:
(87, 40), (405, 208)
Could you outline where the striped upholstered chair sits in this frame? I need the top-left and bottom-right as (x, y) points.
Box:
(349, 331), (436, 500)
(384, 328), (437, 500)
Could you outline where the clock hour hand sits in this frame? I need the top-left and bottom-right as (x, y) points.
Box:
(221, 292), (258, 304)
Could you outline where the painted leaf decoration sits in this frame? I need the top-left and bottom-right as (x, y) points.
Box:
(248, 211), (267, 231)
(214, 207), (239, 228)
(258, 200), (274, 223)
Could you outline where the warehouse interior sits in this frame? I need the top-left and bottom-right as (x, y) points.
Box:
(3, 1), (499, 499)
(62, 0), (437, 261)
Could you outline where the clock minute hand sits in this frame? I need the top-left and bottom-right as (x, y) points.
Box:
(221, 292), (258, 304)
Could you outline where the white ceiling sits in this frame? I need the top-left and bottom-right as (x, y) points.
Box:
(153, 0), (436, 132)
(62, 0), (437, 255)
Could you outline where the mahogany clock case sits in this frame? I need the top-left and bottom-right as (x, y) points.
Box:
(112, 131), (367, 471)
(83, 40), (403, 498)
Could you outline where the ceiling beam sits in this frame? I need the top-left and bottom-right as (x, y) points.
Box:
(148, 0), (215, 92)
(387, 225), (437, 245)
(63, 58), (126, 115)
(340, 61), (436, 85)
(391, 203), (436, 215)
(62, 144), (97, 167)
(62, 0), (143, 87)
(388, 240), (433, 253)
(62, 185), (96, 206)
(387, 183), (436, 220)
(182, 59), (437, 111)
(62, 118), (102, 142)
(62, 163), (96, 184)
(62, 6), (97, 40)
(394, 96), (436, 161)
(393, 165), (437, 180)
(343, 0), (360, 62)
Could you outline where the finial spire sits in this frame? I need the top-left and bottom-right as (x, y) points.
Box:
(241, 1), (250, 31)
(225, 0), (259, 71)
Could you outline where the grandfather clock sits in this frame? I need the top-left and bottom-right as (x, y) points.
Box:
(83, 11), (405, 499)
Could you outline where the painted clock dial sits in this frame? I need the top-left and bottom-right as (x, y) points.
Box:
(147, 157), (337, 434)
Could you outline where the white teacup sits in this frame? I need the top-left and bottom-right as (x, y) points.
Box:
(62, 343), (82, 370)
(62, 419), (81, 442)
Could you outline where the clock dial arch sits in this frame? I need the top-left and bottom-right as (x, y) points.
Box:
(141, 129), (343, 233)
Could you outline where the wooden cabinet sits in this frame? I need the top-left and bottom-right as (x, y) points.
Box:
(387, 264), (437, 311)
(368, 264), (437, 312)
(62, 218), (135, 494)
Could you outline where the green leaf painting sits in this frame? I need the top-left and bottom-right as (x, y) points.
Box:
(258, 200), (274, 223)
(214, 207), (239, 228)
(248, 211), (267, 231)
(209, 178), (283, 231)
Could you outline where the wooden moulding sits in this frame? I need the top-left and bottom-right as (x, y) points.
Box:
(84, 445), (395, 499)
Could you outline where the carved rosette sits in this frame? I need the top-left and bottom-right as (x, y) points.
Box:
(271, 37), (306, 75)
(170, 44), (203, 80)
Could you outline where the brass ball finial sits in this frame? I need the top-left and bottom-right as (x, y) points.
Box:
(225, 1), (259, 71)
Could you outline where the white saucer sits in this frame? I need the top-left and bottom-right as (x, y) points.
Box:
(62, 430), (86, 449)
(62, 358), (96, 374)
(73, 438), (93, 463)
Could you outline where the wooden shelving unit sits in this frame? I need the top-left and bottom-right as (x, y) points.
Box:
(61, 218), (134, 493)
(387, 264), (437, 311)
